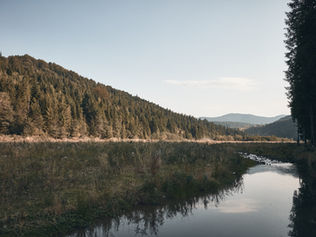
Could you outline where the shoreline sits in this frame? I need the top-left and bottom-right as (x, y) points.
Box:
(0, 141), (313, 236)
(0, 142), (255, 236)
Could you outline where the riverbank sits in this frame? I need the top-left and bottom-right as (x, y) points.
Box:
(0, 142), (314, 236)
(233, 143), (316, 172)
(0, 142), (255, 236)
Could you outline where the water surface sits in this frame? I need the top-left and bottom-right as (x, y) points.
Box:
(69, 161), (300, 237)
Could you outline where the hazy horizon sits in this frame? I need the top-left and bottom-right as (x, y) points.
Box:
(0, 0), (290, 117)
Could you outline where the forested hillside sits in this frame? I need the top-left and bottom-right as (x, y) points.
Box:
(0, 54), (241, 139)
(245, 116), (297, 139)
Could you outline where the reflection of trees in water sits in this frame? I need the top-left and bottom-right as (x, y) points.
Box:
(69, 177), (244, 237)
(288, 157), (316, 237)
(288, 178), (316, 237)
(247, 163), (299, 178)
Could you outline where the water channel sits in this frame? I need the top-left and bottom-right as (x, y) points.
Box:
(68, 156), (302, 237)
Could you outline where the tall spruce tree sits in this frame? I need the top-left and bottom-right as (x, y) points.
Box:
(285, 0), (316, 145)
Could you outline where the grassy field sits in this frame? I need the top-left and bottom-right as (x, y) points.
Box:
(0, 142), (314, 236)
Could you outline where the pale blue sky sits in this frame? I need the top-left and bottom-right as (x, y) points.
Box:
(0, 0), (290, 117)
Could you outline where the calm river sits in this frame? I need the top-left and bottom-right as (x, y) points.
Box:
(68, 159), (300, 237)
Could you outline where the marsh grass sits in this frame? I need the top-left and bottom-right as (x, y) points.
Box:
(0, 142), (260, 236)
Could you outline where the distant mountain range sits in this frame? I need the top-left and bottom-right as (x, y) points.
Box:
(244, 116), (297, 139)
(201, 113), (287, 126)
(207, 121), (253, 129)
(201, 113), (296, 140)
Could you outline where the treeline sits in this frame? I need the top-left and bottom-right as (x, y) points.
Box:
(285, 0), (316, 145)
(0, 55), (242, 139)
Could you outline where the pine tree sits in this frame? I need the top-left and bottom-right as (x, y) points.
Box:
(45, 96), (59, 138)
(12, 79), (31, 134)
(285, 0), (316, 145)
(57, 96), (72, 137)
(25, 98), (44, 135)
(0, 92), (13, 134)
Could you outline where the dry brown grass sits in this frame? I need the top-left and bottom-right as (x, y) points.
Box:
(0, 135), (294, 144)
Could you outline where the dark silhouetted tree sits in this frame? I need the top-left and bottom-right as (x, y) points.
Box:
(285, 0), (316, 145)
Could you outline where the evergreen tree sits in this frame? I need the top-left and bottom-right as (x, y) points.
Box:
(25, 98), (44, 135)
(12, 79), (31, 134)
(0, 92), (13, 134)
(285, 0), (316, 145)
(45, 96), (59, 138)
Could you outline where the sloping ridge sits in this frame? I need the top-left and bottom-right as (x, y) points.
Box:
(202, 113), (286, 125)
(245, 116), (297, 139)
(0, 54), (241, 139)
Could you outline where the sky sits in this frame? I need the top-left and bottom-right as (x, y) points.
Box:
(0, 0), (290, 117)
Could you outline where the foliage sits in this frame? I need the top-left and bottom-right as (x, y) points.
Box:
(285, 0), (316, 145)
(0, 55), (241, 140)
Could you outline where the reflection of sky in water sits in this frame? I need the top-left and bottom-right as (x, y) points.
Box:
(216, 198), (259, 213)
(68, 163), (300, 237)
(194, 163), (299, 215)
